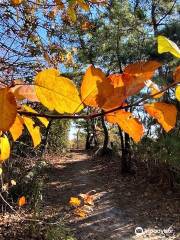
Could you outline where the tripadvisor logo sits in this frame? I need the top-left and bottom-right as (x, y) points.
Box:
(134, 226), (175, 235)
(135, 227), (144, 235)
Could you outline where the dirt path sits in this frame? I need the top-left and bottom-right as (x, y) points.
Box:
(42, 150), (180, 240)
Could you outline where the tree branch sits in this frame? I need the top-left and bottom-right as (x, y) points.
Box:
(17, 82), (178, 120)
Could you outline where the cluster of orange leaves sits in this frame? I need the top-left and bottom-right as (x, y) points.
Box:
(69, 192), (94, 218)
(0, 36), (180, 163)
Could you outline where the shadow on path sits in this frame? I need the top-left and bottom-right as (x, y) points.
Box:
(43, 150), (180, 240)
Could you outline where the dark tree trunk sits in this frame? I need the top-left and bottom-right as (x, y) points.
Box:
(101, 115), (109, 151)
(85, 131), (91, 150)
(40, 120), (53, 157)
(118, 126), (132, 174)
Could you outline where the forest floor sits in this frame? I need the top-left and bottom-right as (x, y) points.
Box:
(0, 150), (180, 240)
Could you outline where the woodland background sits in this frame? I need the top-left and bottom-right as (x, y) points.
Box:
(0, 0), (180, 239)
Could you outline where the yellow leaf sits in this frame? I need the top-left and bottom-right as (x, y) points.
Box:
(69, 197), (81, 207)
(106, 111), (144, 143)
(35, 69), (83, 114)
(0, 168), (2, 175)
(23, 105), (49, 127)
(144, 103), (177, 132)
(23, 116), (41, 147)
(0, 87), (17, 131)
(67, 6), (77, 22)
(157, 35), (180, 58)
(9, 115), (24, 141)
(0, 135), (10, 162)
(175, 86), (180, 101)
(18, 196), (26, 207)
(81, 65), (114, 108)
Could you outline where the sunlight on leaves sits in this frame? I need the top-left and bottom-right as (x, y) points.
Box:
(175, 86), (180, 101)
(9, 115), (24, 141)
(0, 88), (17, 131)
(124, 61), (161, 97)
(145, 80), (164, 99)
(23, 105), (49, 128)
(12, 84), (39, 102)
(81, 65), (114, 108)
(35, 68), (83, 114)
(106, 110), (144, 143)
(0, 135), (10, 162)
(157, 35), (180, 58)
(23, 116), (41, 147)
(144, 102), (177, 132)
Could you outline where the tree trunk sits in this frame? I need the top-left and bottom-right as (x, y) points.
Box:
(118, 126), (132, 174)
(40, 120), (53, 157)
(85, 131), (91, 150)
(91, 119), (98, 147)
(101, 115), (109, 151)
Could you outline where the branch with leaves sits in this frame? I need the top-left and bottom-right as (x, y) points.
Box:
(0, 35), (180, 162)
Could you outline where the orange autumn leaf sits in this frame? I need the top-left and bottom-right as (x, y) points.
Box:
(11, 0), (22, 6)
(106, 110), (144, 143)
(18, 196), (26, 207)
(74, 207), (88, 218)
(12, 84), (39, 102)
(81, 65), (114, 108)
(124, 60), (161, 75)
(80, 193), (94, 206)
(77, 0), (90, 11)
(102, 74), (126, 110)
(173, 66), (180, 83)
(81, 21), (94, 31)
(123, 60), (161, 96)
(0, 87), (17, 131)
(144, 103), (177, 132)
